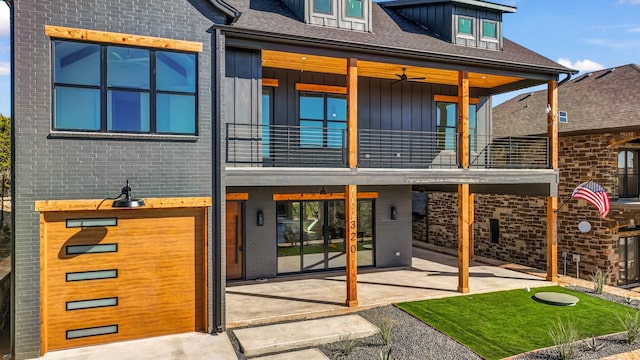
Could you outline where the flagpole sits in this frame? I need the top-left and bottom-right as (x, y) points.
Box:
(554, 178), (593, 214)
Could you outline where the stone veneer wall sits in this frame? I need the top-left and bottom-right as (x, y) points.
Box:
(415, 132), (622, 284)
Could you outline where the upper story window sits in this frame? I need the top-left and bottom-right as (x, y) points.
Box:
(53, 40), (197, 135)
(314, 0), (333, 14)
(457, 16), (474, 37)
(299, 92), (346, 148)
(346, 0), (363, 18)
(481, 20), (497, 40)
(436, 102), (477, 152)
(558, 111), (568, 124)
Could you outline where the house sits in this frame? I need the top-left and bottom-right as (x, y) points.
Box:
(4, 0), (574, 358)
(418, 64), (640, 287)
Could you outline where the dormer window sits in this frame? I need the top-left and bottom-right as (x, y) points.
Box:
(346, 0), (363, 18)
(482, 20), (497, 40)
(314, 0), (333, 14)
(458, 16), (473, 36)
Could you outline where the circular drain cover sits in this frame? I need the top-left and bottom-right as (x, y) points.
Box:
(533, 292), (579, 306)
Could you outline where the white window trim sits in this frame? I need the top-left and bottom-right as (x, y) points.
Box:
(480, 19), (499, 43)
(456, 15), (475, 39)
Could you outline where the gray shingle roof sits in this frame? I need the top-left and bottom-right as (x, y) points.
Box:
(217, 0), (571, 74)
(493, 64), (640, 136)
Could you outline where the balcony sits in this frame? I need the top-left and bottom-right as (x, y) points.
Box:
(225, 124), (550, 170)
(614, 174), (640, 199)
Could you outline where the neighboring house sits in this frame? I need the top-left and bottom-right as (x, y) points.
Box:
(418, 64), (640, 287)
(5, 0), (574, 358)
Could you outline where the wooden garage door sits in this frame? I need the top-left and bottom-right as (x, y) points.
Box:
(40, 207), (206, 352)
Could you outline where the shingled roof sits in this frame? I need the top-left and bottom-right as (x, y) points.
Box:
(215, 0), (572, 75)
(493, 64), (640, 136)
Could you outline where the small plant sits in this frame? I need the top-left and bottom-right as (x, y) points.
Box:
(583, 335), (605, 352)
(618, 310), (640, 344)
(590, 268), (608, 294)
(333, 334), (358, 358)
(548, 319), (579, 360)
(370, 316), (395, 345)
(379, 348), (393, 360)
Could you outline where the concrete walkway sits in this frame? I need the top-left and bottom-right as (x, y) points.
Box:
(35, 332), (237, 360)
(233, 314), (378, 357)
(226, 246), (551, 327)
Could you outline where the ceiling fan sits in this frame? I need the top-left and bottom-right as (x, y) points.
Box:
(394, 68), (426, 84)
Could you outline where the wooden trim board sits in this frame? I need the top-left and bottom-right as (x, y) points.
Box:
(44, 25), (203, 52)
(295, 83), (347, 94)
(434, 94), (480, 104)
(35, 197), (212, 212)
(262, 78), (279, 87)
(273, 192), (378, 201)
(226, 193), (249, 201)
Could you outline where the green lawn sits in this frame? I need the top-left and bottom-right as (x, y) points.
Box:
(397, 286), (634, 360)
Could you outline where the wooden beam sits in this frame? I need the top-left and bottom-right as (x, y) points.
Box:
(434, 95), (480, 105)
(295, 83), (347, 94)
(273, 192), (378, 201)
(457, 184), (470, 293)
(226, 193), (249, 201)
(458, 71), (470, 169)
(547, 196), (558, 282)
(345, 184), (358, 307)
(35, 197), (212, 212)
(262, 78), (279, 87)
(547, 80), (558, 282)
(347, 58), (358, 168)
(469, 193), (475, 262)
(547, 80), (559, 169)
(44, 25), (203, 52)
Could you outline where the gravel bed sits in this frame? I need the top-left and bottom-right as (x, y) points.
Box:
(318, 305), (481, 360)
(226, 286), (640, 360)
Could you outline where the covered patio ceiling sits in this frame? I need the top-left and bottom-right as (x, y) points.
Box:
(262, 49), (524, 89)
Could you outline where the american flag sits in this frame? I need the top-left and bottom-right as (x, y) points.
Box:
(571, 180), (610, 218)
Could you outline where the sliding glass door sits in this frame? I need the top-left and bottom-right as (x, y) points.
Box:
(276, 199), (374, 274)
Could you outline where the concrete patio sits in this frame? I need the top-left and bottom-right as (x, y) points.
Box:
(226, 247), (551, 327)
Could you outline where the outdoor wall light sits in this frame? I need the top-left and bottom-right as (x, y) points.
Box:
(390, 206), (398, 220)
(257, 210), (264, 226)
(111, 180), (145, 208)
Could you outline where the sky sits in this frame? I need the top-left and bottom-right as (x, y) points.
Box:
(0, 1), (639, 115)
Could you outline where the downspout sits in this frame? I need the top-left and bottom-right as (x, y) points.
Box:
(558, 72), (572, 86)
(213, 28), (224, 334)
(3, 1), (15, 359)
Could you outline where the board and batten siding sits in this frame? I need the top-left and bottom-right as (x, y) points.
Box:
(260, 67), (490, 135)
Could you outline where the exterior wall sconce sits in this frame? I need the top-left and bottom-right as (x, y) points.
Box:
(390, 206), (397, 220)
(111, 180), (145, 208)
(257, 210), (264, 226)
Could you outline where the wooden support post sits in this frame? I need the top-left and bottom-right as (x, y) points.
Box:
(458, 71), (470, 169)
(547, 196), (558, 282)
(547, 79), (559, 282)
(345, 184), (359, 307)
(457, 184), (470, 293)
(347, 58), (358, 168)
(457, 70), (470, 293)
(547, 80), (559, 169)
(469, 193), (475, 262)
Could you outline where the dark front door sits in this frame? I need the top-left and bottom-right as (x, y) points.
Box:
(226, 201), (243, 280)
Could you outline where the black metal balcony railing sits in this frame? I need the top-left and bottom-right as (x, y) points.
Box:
(226, 123), (347, 167)
(470, 135), (549, 169)
(615, 173), (640, 199)
(358, 129), (458, 168)
(226, 123), (551, 170)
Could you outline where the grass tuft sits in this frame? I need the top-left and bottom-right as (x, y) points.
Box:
(618, 310), (640, 344)
(548, 319), (579, 360)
